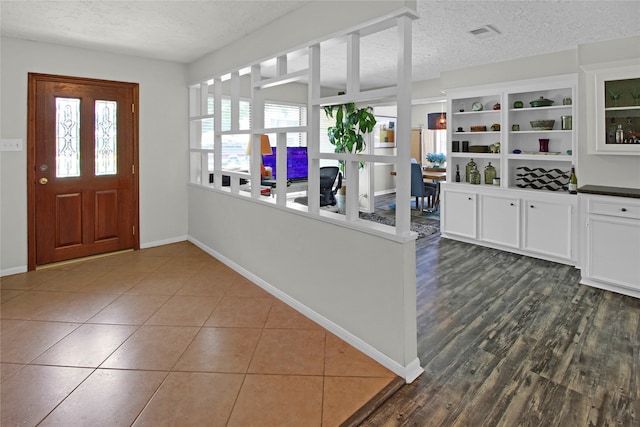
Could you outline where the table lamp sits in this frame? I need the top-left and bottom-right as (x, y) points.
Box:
(247, 134), (273, 176)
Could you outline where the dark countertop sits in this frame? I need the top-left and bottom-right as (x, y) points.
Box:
(578, 185), (640, 199)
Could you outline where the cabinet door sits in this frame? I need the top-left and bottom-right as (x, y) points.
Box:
(442, 190), (477, 238)
(523, 199), (572, 260)
(587, 216), (640, 291)
(585, 61), (640, 154)
(480, 195), (520, 248)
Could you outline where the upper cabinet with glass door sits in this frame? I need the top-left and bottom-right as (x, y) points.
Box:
(584, 60), (640, 154)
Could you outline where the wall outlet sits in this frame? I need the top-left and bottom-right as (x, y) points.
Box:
(0, 139), (23, 151)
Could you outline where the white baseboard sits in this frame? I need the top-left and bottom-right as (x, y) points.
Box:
(141, 235), (188, 249)
(580, 277), (640, 299)
(403, 357), (425, 383)
(188, 234), (423, 383)
(374, 189), (396, 196)
(1, 265), (28, 277)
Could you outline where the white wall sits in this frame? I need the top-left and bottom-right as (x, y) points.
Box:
(0, 37), (189, 274)
(439, 49), (579, 91)
(188, 186), (420, 379)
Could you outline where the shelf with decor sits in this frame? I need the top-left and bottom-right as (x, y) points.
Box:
(449, 152), (500, 159)
(504, 77), (576, 191)
(507, 129), (573, 159)
(447, 75), (576, 191)
(447, 79), (577, 191)
(506, 153), (572, 162)
(447, 92), (503, 188)
(450, 110), (502, 149)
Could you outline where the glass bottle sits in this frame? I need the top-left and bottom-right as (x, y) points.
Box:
(465, 158), (476, 183)
(615, 124), (624, 143)
(455, 164), (461, 182)
(470, 165), (481, 185)
(608, 119), (617, 144)
(484, 162), (496, 185)
(568, 166), (577, 194)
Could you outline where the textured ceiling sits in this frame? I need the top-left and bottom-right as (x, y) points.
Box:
(411, 0), (640, 80)
(2, 0), (639, 87)
(0, 0), (310, 63)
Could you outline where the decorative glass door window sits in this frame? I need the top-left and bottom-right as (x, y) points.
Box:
(585, 61), (640, 154)
(95, 100), (118, 175)
(55, 98), (119, 177)
(55, 97), (81, 178)
(604, 77), (640, 145)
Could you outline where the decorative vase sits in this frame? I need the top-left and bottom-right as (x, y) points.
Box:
(539, 138), (549, 152)
(484, 162), (496, 185)
(470, 166), (481, 185)
(465, 158), (477, 183)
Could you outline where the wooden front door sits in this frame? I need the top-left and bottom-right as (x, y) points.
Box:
(28, 74), (139, 269)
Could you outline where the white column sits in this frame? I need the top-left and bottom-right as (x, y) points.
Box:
(307, 44), (321, 215)
(394, 15), (413, 236)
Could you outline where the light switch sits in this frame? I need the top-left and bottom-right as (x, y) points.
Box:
(0, 139), (23, 151)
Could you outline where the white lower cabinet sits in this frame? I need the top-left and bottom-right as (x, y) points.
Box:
(442, 190), (477, 239)
(441, 183), (576, 264)
(580, 194), (640, 298)
(523, 198), (573, 260)
(479, 195), (520, 248)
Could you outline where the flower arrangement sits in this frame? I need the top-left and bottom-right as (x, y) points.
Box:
(426, 152), (446, 166)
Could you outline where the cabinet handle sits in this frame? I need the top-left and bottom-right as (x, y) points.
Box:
(510, 203), (515, 206)
(468, 197), (472, 201)
(530, 205), (535, 208)
(621, 208), (627, 212)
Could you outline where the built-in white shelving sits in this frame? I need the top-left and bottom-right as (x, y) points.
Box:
(446, 74), (577, 192)
(441, 75), (579, 266)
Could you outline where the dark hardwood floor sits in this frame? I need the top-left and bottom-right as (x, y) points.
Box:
(359, 193), (640, 426)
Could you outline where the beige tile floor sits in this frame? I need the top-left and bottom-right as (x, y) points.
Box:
(0, 242), (396, 426)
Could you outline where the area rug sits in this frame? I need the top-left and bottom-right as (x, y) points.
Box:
(359, 212), (438, 238)
(387, 202), (440, 220)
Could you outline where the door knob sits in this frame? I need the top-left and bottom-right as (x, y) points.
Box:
(39, 177), (48, 185)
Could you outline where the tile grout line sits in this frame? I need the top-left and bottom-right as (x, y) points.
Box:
(222, 287), (274, 425)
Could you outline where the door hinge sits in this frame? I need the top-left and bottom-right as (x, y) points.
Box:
(132, 225), (136, 235)
(132, 164), (135, 174)
(132, 103), (135, 114)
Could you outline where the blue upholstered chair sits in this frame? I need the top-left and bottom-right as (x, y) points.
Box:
(410, 163), (436, 213)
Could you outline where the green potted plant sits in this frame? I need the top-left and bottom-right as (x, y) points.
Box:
(324, 102), (376, 213)
(324, 102), (377, 170)
(426, 152), (446, 168)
